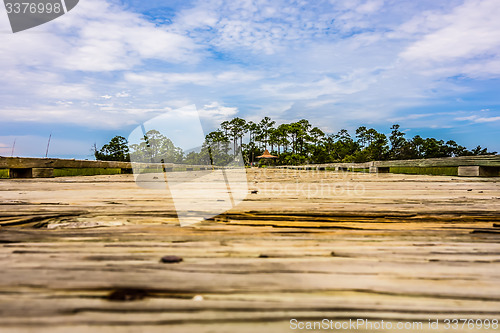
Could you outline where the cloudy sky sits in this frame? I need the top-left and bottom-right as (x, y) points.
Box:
(1, 0), (499, 158)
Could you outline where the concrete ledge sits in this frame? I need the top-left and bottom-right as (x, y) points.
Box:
(32, 168), (54, 178)
(375, 155), (500, 168)
(369, 166), (390, 173)
(458, 166), (499, 177)
(0, 157), (132, 169)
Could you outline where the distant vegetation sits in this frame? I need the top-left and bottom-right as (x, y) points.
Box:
(93, 136), (130, 162)
(94, 117), (496, 165)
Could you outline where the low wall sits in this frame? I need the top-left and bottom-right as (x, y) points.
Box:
(0, 157), (213, 179)
(278, 155), (500, 177)
(2, 155), (499, 178)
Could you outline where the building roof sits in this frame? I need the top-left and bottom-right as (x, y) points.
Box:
(256, 149), (278, 159)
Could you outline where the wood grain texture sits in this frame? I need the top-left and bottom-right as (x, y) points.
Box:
(0, 169), (499, 332)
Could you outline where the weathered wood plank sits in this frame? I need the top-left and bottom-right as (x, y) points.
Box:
(0, 170), (499, 332)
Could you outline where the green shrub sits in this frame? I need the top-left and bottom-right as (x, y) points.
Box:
(351, 168), (369, 173)
(53, 168), (122, 177)
(389, 166), (458, 176)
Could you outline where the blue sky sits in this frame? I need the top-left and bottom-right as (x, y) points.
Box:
(0, 0), (499, 159)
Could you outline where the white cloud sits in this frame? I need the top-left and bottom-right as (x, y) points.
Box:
(36, 84), (95, 100)
(0, 0), (206, 133)
(456, 115), (500, 123)
(115, 91), (130, 98)
(455, 116), (477, 121)
(1, 0), (499, 156)
(304, 98), (339, 108)
(124, 70), (263, 86)
(53, 0), (200, 71)
(173, 3), (218, 30)
(475, 117), (500, 123)
(56, 101), (74, 106)
(400, 0), (500, 78)
(200, 101), (238, 117)
(0, 0), (199, 72)
(356, 0), (384, 14)
(0, 104), (142, 128)
(172, 0), (355, 55)
(245, 102), (294, 123)
(260, 70), (378, 101)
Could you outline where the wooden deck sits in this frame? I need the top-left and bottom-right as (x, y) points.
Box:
(0, 169), (499, 332)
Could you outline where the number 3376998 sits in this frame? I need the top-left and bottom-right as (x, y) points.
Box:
(5, 2), (62, 14)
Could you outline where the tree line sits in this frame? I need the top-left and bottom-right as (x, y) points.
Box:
(94, 117), (496, 165)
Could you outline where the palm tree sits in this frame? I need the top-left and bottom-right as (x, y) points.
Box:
(355, 126), (368, 148)
(268, 128), (280, 153)
(257, 117), (275, 149)
(309, 127), (324, 145)
(228, 117), (247, 154)
(246, 121), (259, 144)
(206, 130), (229, 151)
(276, 124), (290, 154)
(149, 116), (496, 165)
(220, 121), (230, 138)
